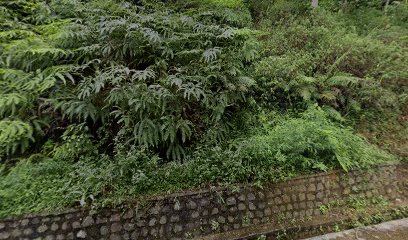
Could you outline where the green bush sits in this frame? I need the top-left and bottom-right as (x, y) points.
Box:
(254, 7), (407, 119)
(0, 156), (74, 217)
(245, 0), (310, 24)
(0, 106), (391, 218)
(0, 0), (257, 160)
(237, 107), (391, 172)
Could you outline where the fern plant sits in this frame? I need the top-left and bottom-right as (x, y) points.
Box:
(0, 0), (73, 159)
(1, 0), (257, 160)
(47, 0), (257, 160)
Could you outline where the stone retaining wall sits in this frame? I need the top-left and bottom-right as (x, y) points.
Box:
(1, 163), (407, 240)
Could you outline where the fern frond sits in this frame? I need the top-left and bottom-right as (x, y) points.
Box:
(217, 28), (236, 39)
(0, 119), (34, 155)
(203, 47), (222, 62)
(134, 119), (160, 147)
(320, 91), (338, 101)
(327, 75), (360, 87)
(179, 82), (206, 101)
(0, 93), (28, 117)
(132, 68), (156, 81)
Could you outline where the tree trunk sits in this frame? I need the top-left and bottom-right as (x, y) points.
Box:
(312, 0), (319, 8)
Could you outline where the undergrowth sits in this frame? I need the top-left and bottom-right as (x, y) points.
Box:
(0, 107), (392, 218)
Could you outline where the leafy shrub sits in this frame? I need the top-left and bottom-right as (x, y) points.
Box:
(50, 124), (97, 161)
(0, 156), (74, 217)
(0, 106), (392, 218)
(254, 7), (407, 120)
(0, 0), (257, 160)
(245, 0), (310, 24)
(0, 120), (34, 155)
(0, 0), (72, 159)
(237, 107), (391, 172)
(251, 3), (408, 158)
(0, 147), (159, 217)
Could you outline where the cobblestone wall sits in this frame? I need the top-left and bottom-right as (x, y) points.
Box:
(1, 163), (406, 240)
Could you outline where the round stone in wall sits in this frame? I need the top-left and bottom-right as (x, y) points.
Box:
(11, 229), (22, 237)
(247, 193), (256, 201)
(45, 235), (55, 240)
(124, 223), (135, 231)
(159, 216), (167, 224)
(187, 200), (197, 209)
(56, 234), (65, 240)
(51, 223), (59, 231)
(218, 216), (226, 224)
(76, 230), (87, 239)
(191, 211), (199, 219)
(111, 222), (123, 233)
(100, 226), (109, 235)
(0, 231), (10, 240)
(82, 216), (95, 227)
(20, 219), (29, 226)
(174, 224), (183, 233)
(110, 234), (121, 240)
(59, 222), (67, 231)
(37, 224), (48, 233)
(23, 228), (33, 236)
(226, 197), (236, 206)
(148, 218), (156, 227)
(131, 230), (140, 239)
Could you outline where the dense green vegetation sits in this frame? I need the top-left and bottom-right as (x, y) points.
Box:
(0, 0), (406, 217)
